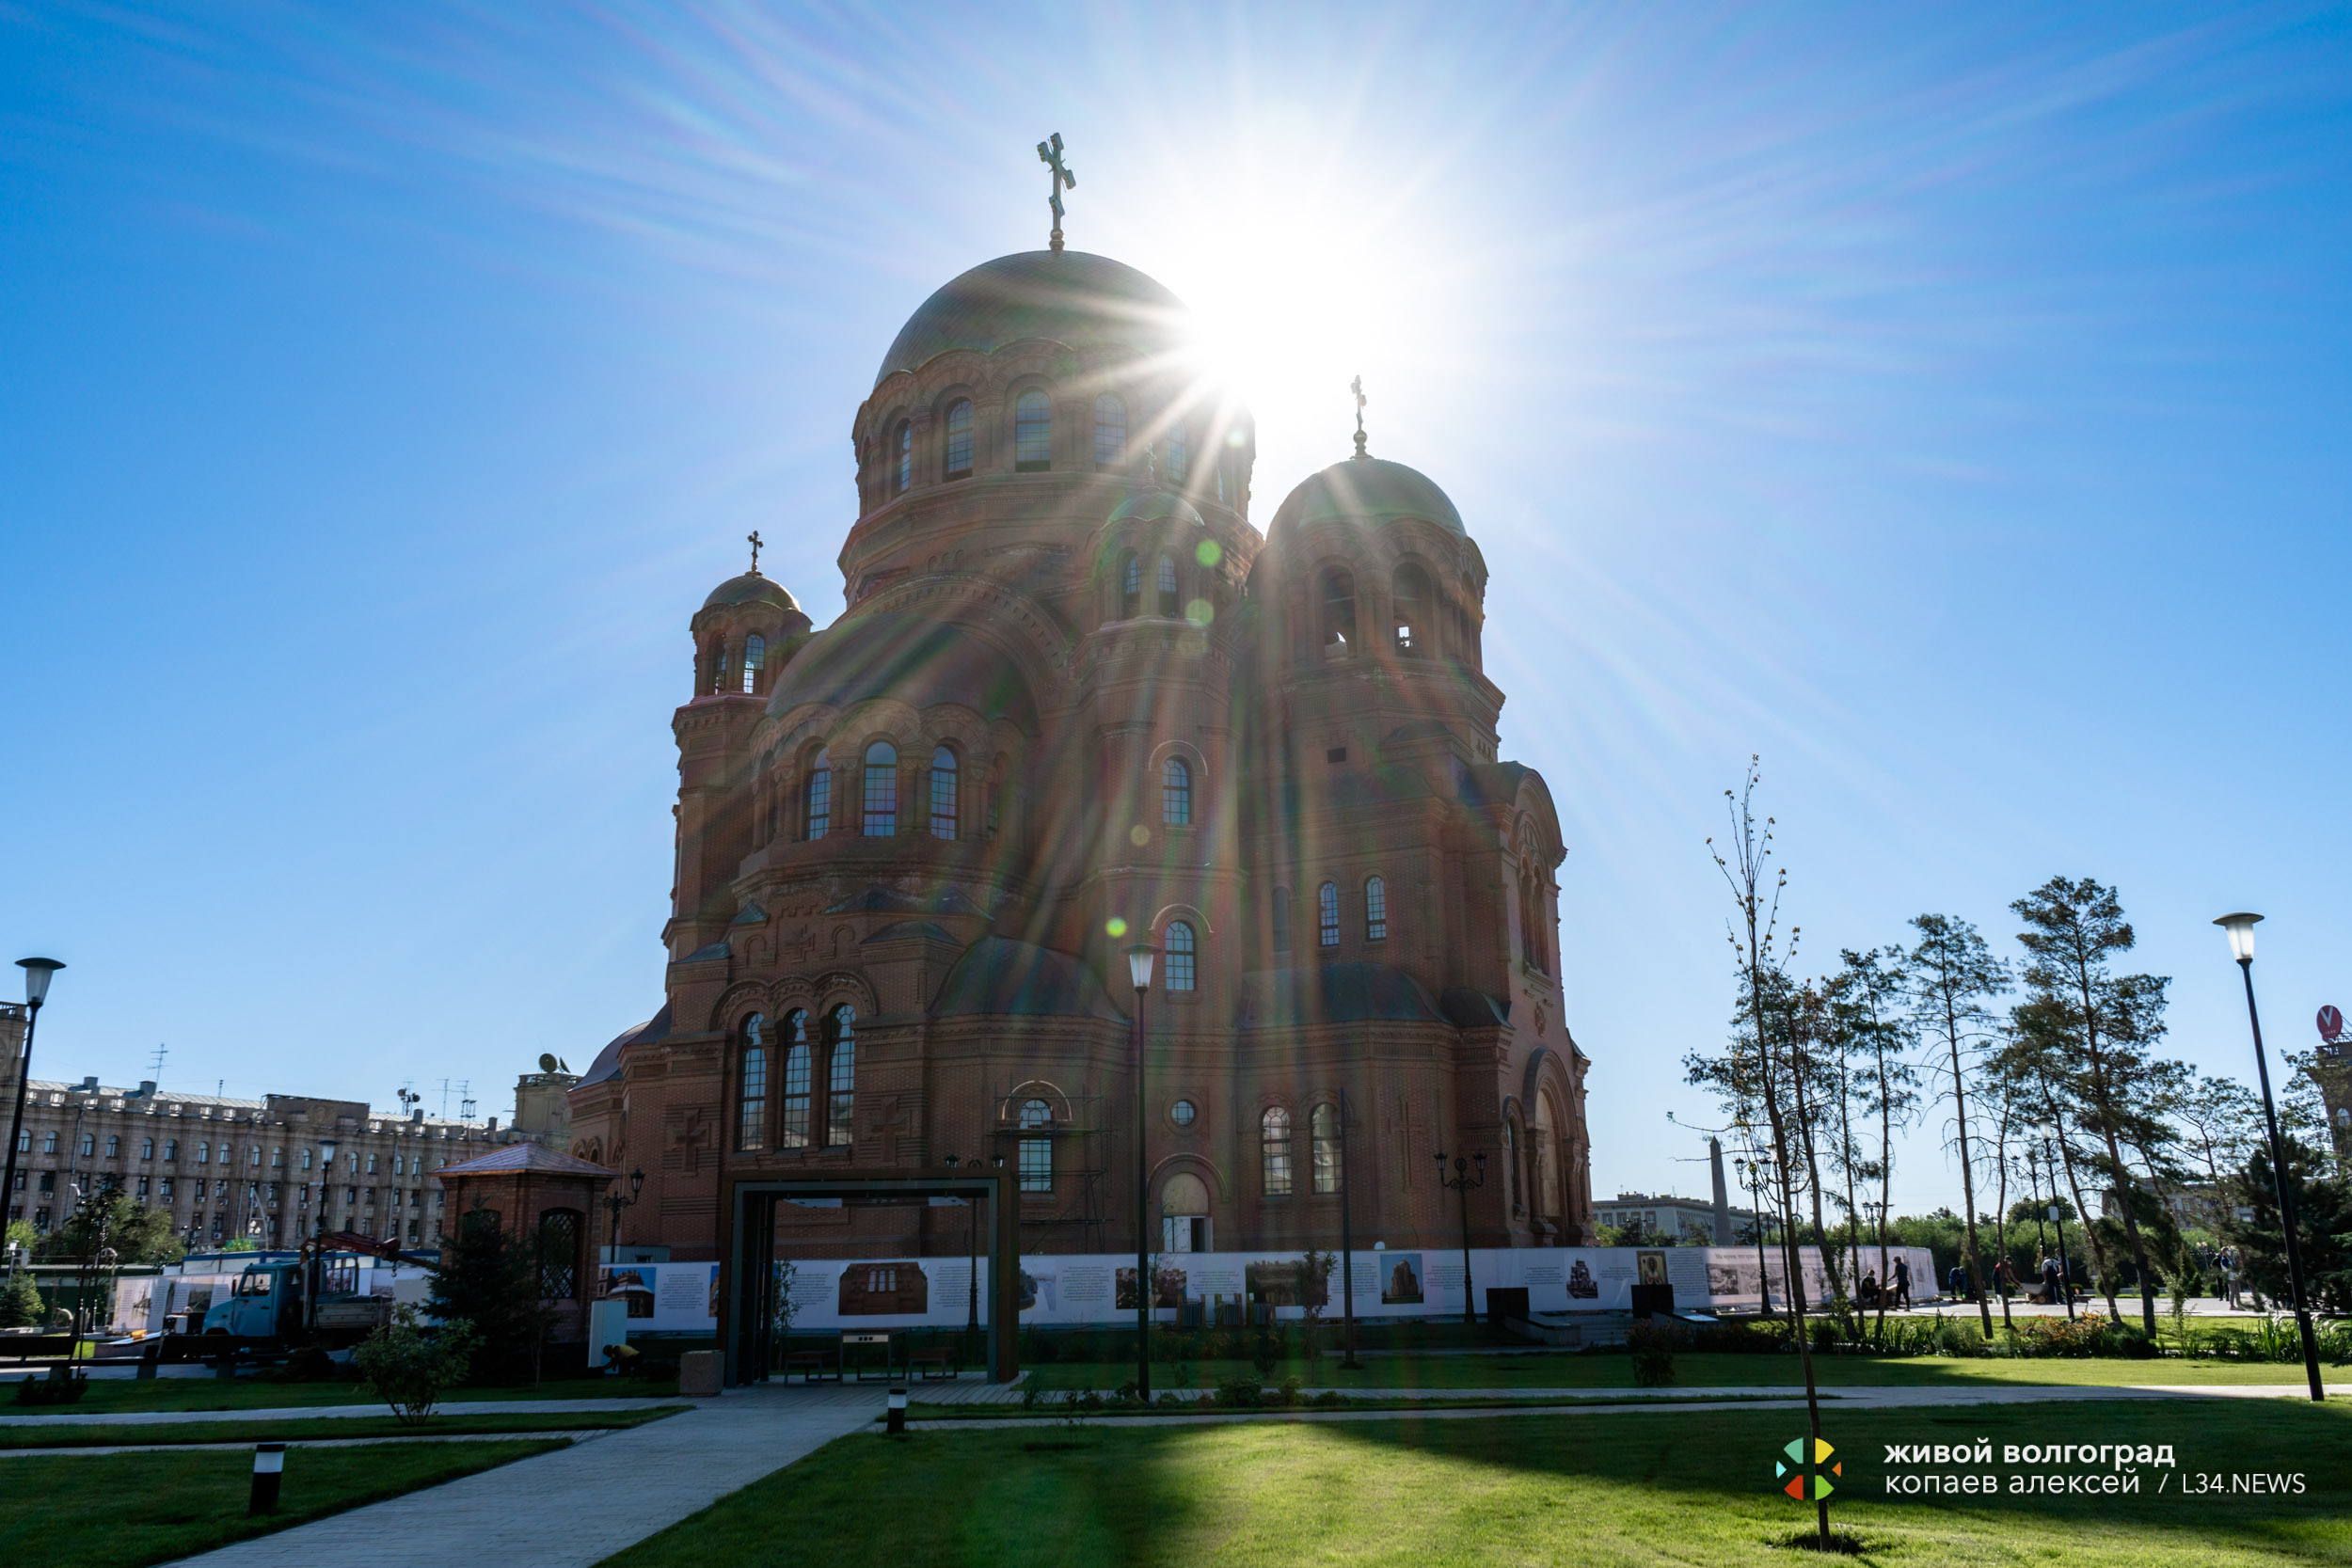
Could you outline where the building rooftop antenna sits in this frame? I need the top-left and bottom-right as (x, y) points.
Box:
(149, 1042), (168, 1083)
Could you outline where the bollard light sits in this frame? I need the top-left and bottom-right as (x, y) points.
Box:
(249, 1442), (286, 1513)
(886, 1386), (908, 1435)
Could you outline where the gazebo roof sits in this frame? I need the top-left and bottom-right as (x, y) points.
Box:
(437, 1142), (617, 1180)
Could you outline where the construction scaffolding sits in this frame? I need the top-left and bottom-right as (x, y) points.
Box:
(989, 1087), (1110, 1253)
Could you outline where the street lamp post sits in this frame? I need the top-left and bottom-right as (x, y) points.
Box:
(2040, 1139), (2076, 1323)
(2215, 913), (2326, 1402)
(1125, 943), (1158, 1400)
(3, 959), (64, 1256)
(1432, 1149), (1486, 1328)
(604, 1167), (646, 1275)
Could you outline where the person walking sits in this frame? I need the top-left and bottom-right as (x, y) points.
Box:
(1891, 1255), (1912, 1309)
(2039, 1252), (2063, 1308)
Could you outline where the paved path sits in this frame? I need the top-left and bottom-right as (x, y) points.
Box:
(0, 1397), (675, 1427)
(906, 1379), (2340, 1433)
(165, 1383), (893, 1567)
(0, 1430), (607, 1458)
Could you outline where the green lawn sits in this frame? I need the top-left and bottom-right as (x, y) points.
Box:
(0, 1403), (688, 1449)
(612, 1399), (2352, 1567)
(1020, 1351), (2333, 1394)
(0, 1440), (566, 1568)
(0, 1372), (676, 1417)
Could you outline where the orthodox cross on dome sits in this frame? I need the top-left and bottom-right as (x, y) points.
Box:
(1351, 375), (1369, 458)
(747, 529), (763, 574)
(1037, 132), (1076, 252)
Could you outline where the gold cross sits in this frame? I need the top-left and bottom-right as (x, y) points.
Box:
(747, 530), (763, 573)
(1038, 133), (1075, 252)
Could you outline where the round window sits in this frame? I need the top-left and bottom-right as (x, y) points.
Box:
(1169, 1099), (1198, 1128)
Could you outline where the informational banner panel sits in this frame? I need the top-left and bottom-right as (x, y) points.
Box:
(566, 1243), (1942, 1334)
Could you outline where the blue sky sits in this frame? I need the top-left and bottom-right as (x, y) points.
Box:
(3, 4), (2346, 1213)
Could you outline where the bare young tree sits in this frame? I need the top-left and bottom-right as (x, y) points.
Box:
(1834, 945), (1915, 1343)
(2173, 1074), (2262, 1187)
(1704, 757), (1834, 1550)
(1905, 912), (2010, 1334)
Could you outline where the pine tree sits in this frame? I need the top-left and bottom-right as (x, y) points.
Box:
(0, 1267), (43, 1328)
(2011, 877), (2173, 1338)
(2227, 1138), (2352, 1316)
(427, 1205), (553, 1385)
(1905, 912), (2009, 1334)
(1833, 945), (1915, 1342)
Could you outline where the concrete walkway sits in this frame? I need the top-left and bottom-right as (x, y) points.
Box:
(165, 1381), (896, 1567)
(0, 1396), (673, 1428)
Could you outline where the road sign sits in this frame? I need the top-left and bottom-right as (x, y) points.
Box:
(2320, 1005), (2344, 1043)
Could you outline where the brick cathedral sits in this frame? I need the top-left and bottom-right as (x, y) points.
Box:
(565, 240), (1594, 1268)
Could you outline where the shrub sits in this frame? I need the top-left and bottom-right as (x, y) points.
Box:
(1249, 1326), (1286, 1381)
(1215, 1374), (1262, 1407)
(1629, 1322), (1677, 1386)
(354, 1306), (477, 1424)
(1021, 1381), (1042, 1412)
(1155, 1390), (1183, 1408)
(12, 1367), (87, 1406)
(1931, 1318), (1986, 1358)
(1311, 1389), (1345, 1408)
(1277, 1376), (1304, 1405)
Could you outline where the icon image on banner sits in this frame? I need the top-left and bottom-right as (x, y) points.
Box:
(1775, 1436), (1839, 1501)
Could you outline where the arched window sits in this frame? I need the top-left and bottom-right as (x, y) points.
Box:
(944, 399), (974, 478)
(1094, 394), (1126, 465)
(1364, 876), (1388, 942)
(862, 741), (898, 836)
(929, 746), (958, 840)
(1392, 564), (1431, 656)
(1014, 389), (1052, 470)
(538, 1209), (582, 1299)
(1018, 1098), (1053, 1191)
(1504, 1117), (1522, 1212)
(894, 420), (913, 496)
(1120, 552), (1140, 619)
(1271, 888), (1292, 954)
(1261, 1107), (1294, 1196)
(196, 1141), (209, 1164)
(741, 634), (766, 694)
(1156, 554), (1179, 617)
(737, 1014), (767, 1151)
(1162, 756), (1191, 825)
(708, 641), (730, 694)
(825, 1005), (856, 1148)
(105, 1135), (119, 1159)
(1321, 570), (1357, 658)
(164, 1139), (177, 1161)
(1160, 1170), (1209, 1252)
(1165, 921), (1196, 991)
(803, 757), (832, 840)
(1311, 1103), (1341, 1195)
(780, 1011), (811, 1149)
(1166, 422), (1189, 481)
(1519, 859), (1549, 974)
(1318, 881), (1340, 948)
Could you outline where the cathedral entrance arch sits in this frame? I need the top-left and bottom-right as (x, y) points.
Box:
(718, 1166), (1021, 1386)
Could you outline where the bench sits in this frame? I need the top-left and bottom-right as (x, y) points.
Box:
(0, 1335), (77, 1364)
(782, 1346), (840, 1384)
(908, 1341), (960, 1381)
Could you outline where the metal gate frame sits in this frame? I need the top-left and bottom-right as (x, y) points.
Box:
(717, 1166), (1020, 1386)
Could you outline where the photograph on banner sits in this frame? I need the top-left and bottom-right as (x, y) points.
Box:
(1114, 1262), (1187, 1309)
(1245, 1257), (1327, 1307)
(597, 1266), (657, 1318)
(1378, 1252), (1424, 1304)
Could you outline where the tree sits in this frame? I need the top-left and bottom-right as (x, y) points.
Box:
(1905, 912), (2009, 1333)
(1833, 945), (1915, 1342)
(2225, 1138), (2352, 1317)
(2173, 1074), (2262, 1188)
(2011, 876), (2173, 1338)
(0, 1266), (43, 1328)
(1702, 757), (1833, 1551)
(427, 1205), (553, 1385)
(37, 1191), (180, 1267)
(2276, 1052), (2338, 1180)
(355, 1306), (478, 1424)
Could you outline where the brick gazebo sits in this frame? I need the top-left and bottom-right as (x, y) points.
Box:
(434, 1141), (617, 1348)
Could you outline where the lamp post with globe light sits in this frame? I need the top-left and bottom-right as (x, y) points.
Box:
(1432, 1149), (1486, 1327)
(2213, 913), (2325, 1402)
(1125, 942), (1158, 1400)
(3, 959), (64, 1259)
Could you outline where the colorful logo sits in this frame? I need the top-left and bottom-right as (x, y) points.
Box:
(1776, 1436), (1839, 1500)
